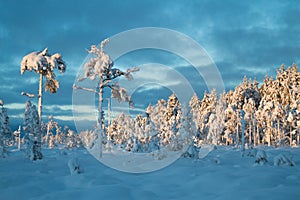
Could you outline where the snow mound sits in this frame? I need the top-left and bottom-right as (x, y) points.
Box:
(247, 147), (257, 157)
(273, 153), (295, 167)
(255, 150), (268, 165)
(68, 157), (84, 175)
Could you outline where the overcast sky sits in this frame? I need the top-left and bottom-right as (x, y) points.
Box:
(0, 0), (299, 130)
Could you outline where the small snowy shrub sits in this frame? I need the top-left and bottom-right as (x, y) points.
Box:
(255, 150), (267, 165)
(68, 158), (84, 175)
(273, 154), (295, 166)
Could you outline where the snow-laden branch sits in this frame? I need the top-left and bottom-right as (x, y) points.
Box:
(21, 48), (66, 75)
(20, 48), (66, 94)
(74, 38), (139, 107)
(111, 82), (134, 108)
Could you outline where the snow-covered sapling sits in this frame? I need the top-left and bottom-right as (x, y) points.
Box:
(23, 100), (43, 160)
(0, 101), (12, 157)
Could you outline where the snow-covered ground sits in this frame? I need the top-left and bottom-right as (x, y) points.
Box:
(1, 146), (299, 200)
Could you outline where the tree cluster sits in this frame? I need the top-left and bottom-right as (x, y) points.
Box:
(97, 64), (299, 153)
(190, 64), (300, 147)
(104, 93), (189, 152)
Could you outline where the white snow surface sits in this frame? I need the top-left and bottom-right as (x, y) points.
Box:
(1, 146), (299, 200)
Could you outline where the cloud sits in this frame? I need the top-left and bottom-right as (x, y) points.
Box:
(1, 0), (299, 130)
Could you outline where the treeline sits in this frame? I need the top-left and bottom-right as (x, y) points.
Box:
(104, 64), (300, 152)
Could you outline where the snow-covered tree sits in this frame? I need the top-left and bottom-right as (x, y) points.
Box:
(23, 100), (42, 160)
(189, 93), (202, 141)
(54, 125), (66, 147)
(21, 48), (66, 123)
(272, 102), (286, 146)
(223, 102), (239, 145)
(13, 126), (21, 151)
(73, 38), (139, 157)
(66, 129), (82, 148)
(42, 115), (58, 148)
(80, 129), (96, 148)
(190, 90), (218, 143)
(158, 94), (182, 149)
(0, 100), (12, 157)
(243, 98), (256, 146)
(207, 93), (226, 145)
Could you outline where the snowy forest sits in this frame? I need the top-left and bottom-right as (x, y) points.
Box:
(0, 51), (299, 159)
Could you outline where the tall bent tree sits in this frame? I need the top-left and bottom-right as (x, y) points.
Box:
(20, 48), (66, 122)
(74, 38), (139, 157)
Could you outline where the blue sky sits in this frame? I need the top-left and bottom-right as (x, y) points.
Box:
(0, 0), (299, 130)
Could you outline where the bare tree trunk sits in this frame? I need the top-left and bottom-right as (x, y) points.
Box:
(37, 73), (43, 158)
(107, 98), (111, 126)
(290, 126), (292, 146)
(236, 110), (239, 147)
(257, 126), (260, 145)
(241, 120), (245, 152)
(253, 120), (256, 147)
(249, 121), (252, 146)
(236, 124), (239, 147)
(38, 73), (43, 123)
(98, 77), (104, 158)
(277, 119), (281, 146)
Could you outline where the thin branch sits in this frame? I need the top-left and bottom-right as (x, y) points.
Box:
(73, 84), (99, 94)
(101, 80), (112, 88)
(21, 92), (36, 98)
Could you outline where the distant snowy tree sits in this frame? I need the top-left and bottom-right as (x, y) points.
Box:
(148, 99), (168, 143)
(207, 93), (226, 145)
(189, 93), (202, 141)
(296, 103), (300, 146)
(20, 48), (66, 122)
(23, 100), (42, 160)
(13, 126), (21, 151)
(181, 105), (199, 158)
(243, 98), (256, 146)
(159, 94), (182, 150)
(43, 115), (58, 148)
(272, 102), (286, 146)
(233, 76), (260, 110)
(191, 90), (217, 143)
(66, 129), (78, 148)
(54, 125), (66, 147)
(224, 103), (238, 145)
(74, 38), (138, 157)
(0, 101), (12, 157)
(80, 129), (96, 148)
(239, 110), (246, 151)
